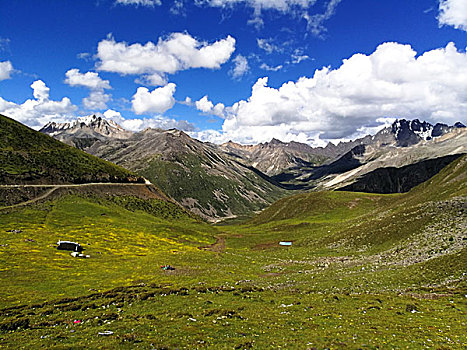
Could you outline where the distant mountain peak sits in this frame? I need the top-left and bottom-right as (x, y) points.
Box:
(39, 115), (132, 149)
(39, 114), (132, 138)
(40, 114), (128, 136)
(75, 114), (125, 132)
(166, 128), (188, 138)
(269, 138), (284, 145)
(77, 114), (100, 126)
(389, 118), (464, 147)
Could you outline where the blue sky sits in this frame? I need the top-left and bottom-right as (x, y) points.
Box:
(0, 0), (466, 145)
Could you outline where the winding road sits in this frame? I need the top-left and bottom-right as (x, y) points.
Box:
(0, 183), (150, 209)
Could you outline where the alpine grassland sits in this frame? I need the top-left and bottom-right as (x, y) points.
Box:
(138, 153), (287, 219)
(0, 156), (465, 349)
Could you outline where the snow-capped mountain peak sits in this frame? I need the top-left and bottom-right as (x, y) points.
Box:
(41, 115), (128, 135)
(75, 115), (125, 131)
(39, 115), (132, 149)
(389, 119), (464, 147)
(77, 114), (100, 127)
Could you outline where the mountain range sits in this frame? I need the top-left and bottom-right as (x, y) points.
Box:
(1, 112), (466, 349)
(274, 119), (466, 191)
(40, 115), (466, 220)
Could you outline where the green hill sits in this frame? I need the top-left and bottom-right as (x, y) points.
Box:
(0, 114), (141, 184)
(225, 155), (466, 291)
(253, 153), (466, 224)
(87, 128), (288, 220)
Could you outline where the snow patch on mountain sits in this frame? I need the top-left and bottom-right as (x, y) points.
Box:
(40, 115), (131, 139)
(390, 119), (464, 146)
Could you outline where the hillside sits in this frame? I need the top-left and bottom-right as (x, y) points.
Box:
(337, 153), (463, 193)
(273, 121), (466, 191)
(0, 114), (141, 185)
(246, 154), (466, 270)
(87, 128), (288, 220)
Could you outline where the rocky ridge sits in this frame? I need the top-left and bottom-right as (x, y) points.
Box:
(40, 115), (133, 149)
(219, 137), (373, 176)
(391, 119), (464, 146)
(320, 126), (467, 191)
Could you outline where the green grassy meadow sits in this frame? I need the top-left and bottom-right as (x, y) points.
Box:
(0, 156), (466, 349)
(138, 153), (287, 218)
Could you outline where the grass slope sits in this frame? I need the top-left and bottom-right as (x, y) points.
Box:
(0, 195), (214, 306)
(87, 129), (289, 220)
(0, 114), (140, 184)
(0, 156), (465, 348)
(139, 153), (287, 219)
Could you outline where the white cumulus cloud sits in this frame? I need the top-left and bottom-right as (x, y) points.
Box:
(188, 129), (230, 144)
(65, 69), (111, 90)
(124, 117), (194, 131)
(195, 95), (214, 113)
(96, 33), (236, 85)
(103, 109), (194, 132)
(195, 95), (225, 117)
(0, 61), (13, 81)
(132, 83), (176, 114)
(30, 80), (50, 100)
(103, 109), (123, 121)
(0, 80), (77, 129)
(200, 42), (467, 145)
(65, 69), (112, 110)
(83, 91), (111, 110)
(438, 0), (467, 31)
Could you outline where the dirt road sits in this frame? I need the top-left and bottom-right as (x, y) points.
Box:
(0, 183), (150, 209)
